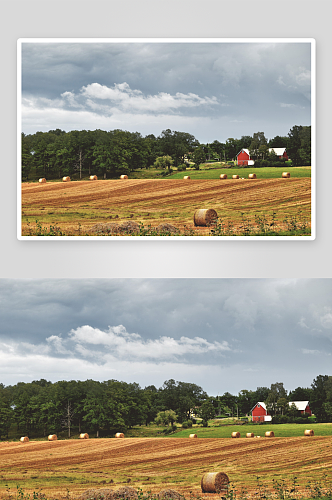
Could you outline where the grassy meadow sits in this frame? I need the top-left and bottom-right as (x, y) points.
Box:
(170, 165), (311, 180)
(169, 422), (332, 438)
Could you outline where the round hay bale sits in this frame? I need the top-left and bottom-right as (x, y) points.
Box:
(248, 173), (257, 179)
(201, 472), (229, 494)
(118, 221), (140, 235)
(113, 487), (137, 499)
(62, 176), (71, 182)
(194, 208), (218, 227)
(115, 432), (125, 438)
(48, 434), (57, 441)
(81, 489), (114, 500)
(38, 178), (46, 183)
(232, 175), (239, 179)
(231, 431), (240, 438)
(282, 172), (290, 178)
(183, 176), (191, 179)
(220, 174), (228, 179)
(20, 436), (29, 442)
(156, 223), (180, 235)
(246, 432), (254, 438)
(158, 490), (184, 500)
(89, 175), (98, 181)
(304, 429), (314, 436)
(265, 431), (274, 438)
(80, 433), (89, 439)
(120, 175), (128, 179)
(189, 434), (197, 438)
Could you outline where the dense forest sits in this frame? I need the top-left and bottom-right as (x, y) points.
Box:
(0, 374), (330, 439)
(21, 125), (311, 181)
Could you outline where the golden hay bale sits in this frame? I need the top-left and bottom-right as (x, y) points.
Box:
(115, 432), (125, 438)
(304, 429), (314, 436)
(81, 489), (115, 500)
(220, 174), (228, 179)
(113, 487), (138, 499)
(38, 178), (46, 183)
(183, 176), (191, 179)
(231, 431), (240, 438)
(155, 223), (180, 235)
(20, 436), (29, 442)
(248, 173), (257, 179)
(80, 433), (89, 439)
(232, 174), (239, 179)
(201, 472), (229, 494)
(189, 434), (197, 438)
(246, 432), (255, 438)
(194, 208), (218, 227)
(265, 431), (275, 438)
(89, 175), (98, 181)
(158, 490), (184, 500)
(120, 175), (128, 179)
(282, 172), (290, 178)
(48, 434), (57, 441)
(62, 176), (71, 182)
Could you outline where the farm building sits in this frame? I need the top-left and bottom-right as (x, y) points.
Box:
(251, 402), (272, 422)
(251, 400), (312, 421)
(236, 149), (255, 166)
(288, 400), (312, 416)
(268, 147), (289, 160)
(236, 147), (288, 166)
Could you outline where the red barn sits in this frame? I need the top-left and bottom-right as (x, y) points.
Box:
(236, 148), (255, 166)
(288, 401), (312, 415)
(251, 402), (271, 422)
(251, 400), (312, 422)
(268, 148), (289, 160)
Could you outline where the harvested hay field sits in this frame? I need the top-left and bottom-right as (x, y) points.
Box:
(0, 436), (331, 498)
(21, 178), (311, 236)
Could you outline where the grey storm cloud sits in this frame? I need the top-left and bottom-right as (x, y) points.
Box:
(20, 41), (312, 142)
(0, 279), (330, 394)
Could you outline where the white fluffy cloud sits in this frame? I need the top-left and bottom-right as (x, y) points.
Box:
(0, 324), (231, 367)
(0, 325), (232, 389)
(23, 82), (219, 118)
(68, 324), (231, 361)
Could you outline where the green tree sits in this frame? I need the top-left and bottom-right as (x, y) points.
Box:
(154, 409), (177, 426)
(198, 399), (215, 423)
(310, 375), (329, 421)
(287, 125), (311, 166)
(0, 385), (13, 439)
(153, 155), (174, 170)
(192, 146), (206, 170)
(266, 382), (287, 416)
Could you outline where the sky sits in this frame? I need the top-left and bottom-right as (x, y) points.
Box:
(20, 40), (312, 143)
(0, 278), (330, 395)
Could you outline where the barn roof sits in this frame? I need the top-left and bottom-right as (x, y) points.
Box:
(236, 148), (250, 157)
(289, 401), (310, 411)
(269, 147), (287, 156)
(251, 401), (267, 412)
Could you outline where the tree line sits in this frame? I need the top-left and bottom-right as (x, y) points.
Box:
(21, 125), (311, 181)
(0, 374), (330, 440)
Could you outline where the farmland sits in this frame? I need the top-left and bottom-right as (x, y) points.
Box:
(0, 434), (331, 499)
(21, 175), (311, 236)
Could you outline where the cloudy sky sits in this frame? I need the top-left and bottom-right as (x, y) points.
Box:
(0, 278), (330, 395)
(20, 40), (312, 143)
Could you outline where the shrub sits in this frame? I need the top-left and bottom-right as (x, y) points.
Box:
(182, 421), (188, 429)
(177, 164), (187, 171)
(201, 420), (208, 427)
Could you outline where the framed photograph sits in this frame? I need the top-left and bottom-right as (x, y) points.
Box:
(18, 38), (315, 240)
